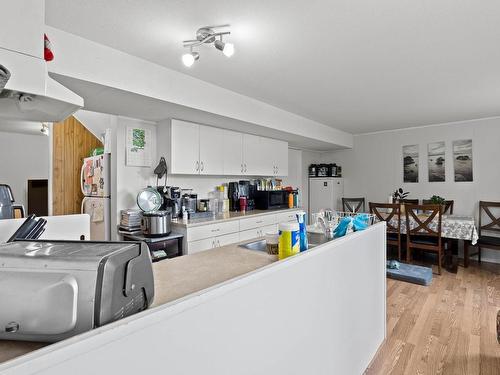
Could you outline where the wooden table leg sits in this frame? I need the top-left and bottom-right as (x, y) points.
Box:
(464, 240), (469, 268)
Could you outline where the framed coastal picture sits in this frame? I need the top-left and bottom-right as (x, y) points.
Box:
(403, 144), (419, 183)
(453, 140), (473, 182)
(427, 141), (445, 182)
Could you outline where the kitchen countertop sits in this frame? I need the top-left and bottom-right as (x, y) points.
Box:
(172, 207), (302, 228)
(0, 240), (277, 365)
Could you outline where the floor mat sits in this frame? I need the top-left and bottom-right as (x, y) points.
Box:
(386, 262), (433, 286)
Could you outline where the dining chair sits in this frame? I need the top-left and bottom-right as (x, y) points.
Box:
(369, 202), (401, 260)
(405, 204), (444, 275)
(342, 197), (365, 213)
(469, 201), (500, 263)
(422, 199), (454, 215)
(400, 199), (419, 205)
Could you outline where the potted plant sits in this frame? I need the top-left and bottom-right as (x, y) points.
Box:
(392, 188), (410, 213)
(428, 195), (446, 213)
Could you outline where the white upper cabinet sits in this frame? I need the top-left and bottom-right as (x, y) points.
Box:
(0, 1), (44, 59)
(223, 130), (244, 175)
(257, 137), (275, 176)
(274, 139), (289, 176)
(165, 119), (288, 177)
(170, 119), (200, 174)
(199, 125), (224, 175)
(242, 134), (262, 176)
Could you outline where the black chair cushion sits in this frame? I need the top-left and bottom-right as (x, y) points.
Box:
(478, 235), (500, 248)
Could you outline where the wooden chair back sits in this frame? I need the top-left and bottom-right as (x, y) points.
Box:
(422, 200), (454, 214)
(369, 203), (401, 234)
(479, 201), (500, 236)
(405, 204), (442, 239)
(400, 199), (419, 205)
(342, 197), (365, 213)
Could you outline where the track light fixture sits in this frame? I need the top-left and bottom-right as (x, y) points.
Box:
(40, 123), (49, 136)
(182, 25), (234, 67)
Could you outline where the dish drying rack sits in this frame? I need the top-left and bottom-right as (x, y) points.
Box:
(308, 210), (376, 234)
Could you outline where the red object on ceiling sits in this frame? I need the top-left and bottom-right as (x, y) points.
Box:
(44, 34), (54, 61)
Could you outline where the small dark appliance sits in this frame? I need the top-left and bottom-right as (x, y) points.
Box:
(254, 190), (288, 210)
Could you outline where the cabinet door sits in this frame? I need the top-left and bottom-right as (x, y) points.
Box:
(223, 130), (244, 175)
(170, 120), (200, 174)
(215, 232), (240, 247)
(242, 134), (262, 175)
(199, 125), (224, 175)
(258, 137), (275, 176)
(274, 140), (289, 176)
(239, 228), (262, 242)
(187, 237), (215, 254)
(0, 1), (44, 58)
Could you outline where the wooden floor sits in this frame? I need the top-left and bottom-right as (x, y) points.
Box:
(365, 261), (500, 375)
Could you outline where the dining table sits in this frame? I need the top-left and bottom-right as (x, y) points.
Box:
(378, 213), (478, 268)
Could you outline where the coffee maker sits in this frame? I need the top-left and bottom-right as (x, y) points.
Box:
(228, 182), (239, 211)
(228, 180), (256, 211)
(157, 186), (182, 218)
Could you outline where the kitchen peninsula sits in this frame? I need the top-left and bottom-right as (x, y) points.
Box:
(0, 222), (386, 375)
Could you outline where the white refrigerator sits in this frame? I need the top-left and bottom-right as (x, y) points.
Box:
(308, 177), (344, 219)
(81, 153), (111, 241)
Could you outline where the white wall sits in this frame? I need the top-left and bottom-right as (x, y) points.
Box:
(0, 131), (49, 211)
(326, 117), (500, 262)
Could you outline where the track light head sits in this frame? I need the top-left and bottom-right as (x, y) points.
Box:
(182, 51), (199, 67)
(214, 40), (235, 57)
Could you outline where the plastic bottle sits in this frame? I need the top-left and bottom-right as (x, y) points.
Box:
(296, 211), (308, 251)
(278, 222), (300, 260)
(288, 192), (294, 208)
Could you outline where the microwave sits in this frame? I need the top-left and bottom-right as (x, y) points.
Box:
(254, 190), (287, 210)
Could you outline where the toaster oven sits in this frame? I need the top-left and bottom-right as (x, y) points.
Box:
(0, 240), (154, 342)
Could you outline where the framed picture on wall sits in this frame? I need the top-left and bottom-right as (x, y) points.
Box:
(427, 141), (445, 182)
(453, 140), (473, 182)
(403, 144), (419, 183)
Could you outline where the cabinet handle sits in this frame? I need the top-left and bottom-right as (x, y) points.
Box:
(211, 228), (220, 232)
(256, 220), (263, 224)
(244, 163), (247, 173)
(201, 161), (204, 171)
(217, 239), (221, 247)
(241, 163), (243, 173)
(196, 161), (199, 171)
(212, 239), (215, 248)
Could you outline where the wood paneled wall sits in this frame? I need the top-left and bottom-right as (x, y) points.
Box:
(52, 116), (103, 215)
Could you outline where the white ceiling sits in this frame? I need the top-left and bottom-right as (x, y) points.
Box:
(45, 0), (500, 134)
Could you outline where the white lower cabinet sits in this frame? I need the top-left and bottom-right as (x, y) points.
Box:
(188, 232), (241, 254)
(184, 210), (299, 254)
(188, 238), (216, 254)
(216, 232), (240, 247)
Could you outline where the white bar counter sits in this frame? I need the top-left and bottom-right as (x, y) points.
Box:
(0, 222), (387, 375)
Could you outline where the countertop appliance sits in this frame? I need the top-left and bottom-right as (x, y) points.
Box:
(254, 190), (288, 210)
(0, 184), (25, 219)
(181, 193), (197, 213)
(0, 240), (154, 343)
(141, 210), (172, 238)
(228, 181), (256, 211)
(81, 154), (111, 241)
(308, 177), (344, 221)
(137, 187), (171, 237)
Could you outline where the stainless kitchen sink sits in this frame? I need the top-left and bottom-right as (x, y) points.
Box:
(239, 233), (328, 253)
